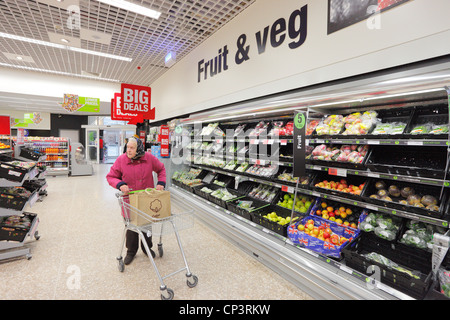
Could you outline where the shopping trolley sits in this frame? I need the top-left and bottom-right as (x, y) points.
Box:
(115, 192), (198, 300)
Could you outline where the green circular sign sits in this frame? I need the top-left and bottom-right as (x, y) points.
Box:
(294, 113), (306, 130)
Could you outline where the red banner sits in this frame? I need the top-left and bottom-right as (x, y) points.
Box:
(111, 93), (138, 122)
(120, 83), (155, 124)
(160, 125), (170, 157)
(0, 115), (11, 135)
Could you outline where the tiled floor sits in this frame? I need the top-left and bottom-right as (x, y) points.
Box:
(0, 164), (312, 300)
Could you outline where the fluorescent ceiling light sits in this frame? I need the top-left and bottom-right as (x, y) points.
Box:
(0, 62), (121, 83)
(97, 0), (161, 19)
(0, 32), (132, 62)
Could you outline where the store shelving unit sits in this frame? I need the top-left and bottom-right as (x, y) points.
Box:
(0, 159), (41, 261)
(169, 83), (450, 300)
(18, 137), (70, 176)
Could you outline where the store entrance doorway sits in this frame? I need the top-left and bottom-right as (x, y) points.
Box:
(103, 129), (122, 164)
(82, 124), (136, 164)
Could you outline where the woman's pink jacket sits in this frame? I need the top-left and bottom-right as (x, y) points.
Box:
(106, 152), (166, 192)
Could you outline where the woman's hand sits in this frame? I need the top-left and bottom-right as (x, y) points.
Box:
(120, 184), (130, 195)
(155, 184), (164, 191)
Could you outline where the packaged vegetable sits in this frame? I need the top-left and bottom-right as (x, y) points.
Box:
(410, 123), (432, 134)
(438, 268), (450, 298)
(429, 124), (449, 134)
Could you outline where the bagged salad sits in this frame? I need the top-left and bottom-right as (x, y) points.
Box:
(399, 220), (447, 251)
(358, 212), (401, 241)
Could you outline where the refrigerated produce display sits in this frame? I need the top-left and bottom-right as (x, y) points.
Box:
(169, 87), (450, 300)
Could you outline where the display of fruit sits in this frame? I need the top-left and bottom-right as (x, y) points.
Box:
(315, 115), (345, 135)
(313, 201), (359, 229)
(369, 180), (441, 212)
(0, 186), (32, 197)
(342, 111), (378, 135)
(314, 178), (365, 196)
(268, 121), (293, 136)
(306, 120), (320, 135)
(309, 144), (368, 164)
(262, 211), (291, 226)
(249, 121), (269, 137)
(297, 219), (349, 245)
(276, 193), (313, 214)
(0, 142), (10, 149)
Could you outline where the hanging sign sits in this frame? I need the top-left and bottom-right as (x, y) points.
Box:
(111, 93), (138, 121)
(59, 94), (100, 113)
(293, 111), (307, 178)
(120, 83), (155, 124)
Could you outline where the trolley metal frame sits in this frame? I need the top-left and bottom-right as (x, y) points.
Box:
(116, 192), (198, 300)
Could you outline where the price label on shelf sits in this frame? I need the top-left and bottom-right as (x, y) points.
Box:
(407, 141), (423, 146)
(280, 139), (287, 145)
(281, 185), (294, 193)
(328, 168), (347, 177)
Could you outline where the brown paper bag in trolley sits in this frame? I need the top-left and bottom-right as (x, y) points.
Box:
(128, 189), (171, 226)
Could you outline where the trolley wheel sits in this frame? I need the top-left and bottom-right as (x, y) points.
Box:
(158, 243), (163, 257)
(161, 288), (174, 300)
(34, 231), (40, 240)
(117, 258), (125, 272)
(26, 253), (32, 260)
(186, 275), (198, 288)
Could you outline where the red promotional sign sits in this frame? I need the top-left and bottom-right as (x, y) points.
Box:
(120, 83), (154, 124)
(160, 125), (170, 157)
(111, 93), (138, 121)
(0, 115), (11, 135)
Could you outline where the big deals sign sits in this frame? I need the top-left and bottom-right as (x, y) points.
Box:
(112, 83), (155, 124)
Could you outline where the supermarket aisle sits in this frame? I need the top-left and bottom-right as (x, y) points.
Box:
(0, 164), (312, 300)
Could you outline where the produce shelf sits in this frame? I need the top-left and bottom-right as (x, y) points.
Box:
(171, 185), (414, 300)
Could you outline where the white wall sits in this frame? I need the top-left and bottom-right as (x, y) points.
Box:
(150, 0), (450, 122)
(0, 67), (120, 114)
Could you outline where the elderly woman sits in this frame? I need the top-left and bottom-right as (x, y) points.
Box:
(107, 137), (166, 265)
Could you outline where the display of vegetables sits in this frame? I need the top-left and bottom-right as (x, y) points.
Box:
(358, 212), (402, 241)
(0, 186), (32, 198)
(362, 252), (421, 279)
(248, 184), (277, 202)
(372, 122), (407, 135)
(399, 220), (447, 251)
(210, 188), (236, 201)
(1, 215), (32, 229)
(369, 181), (440, 212)
(245, 164), (278, 177)
(438, 268), (450, 298)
